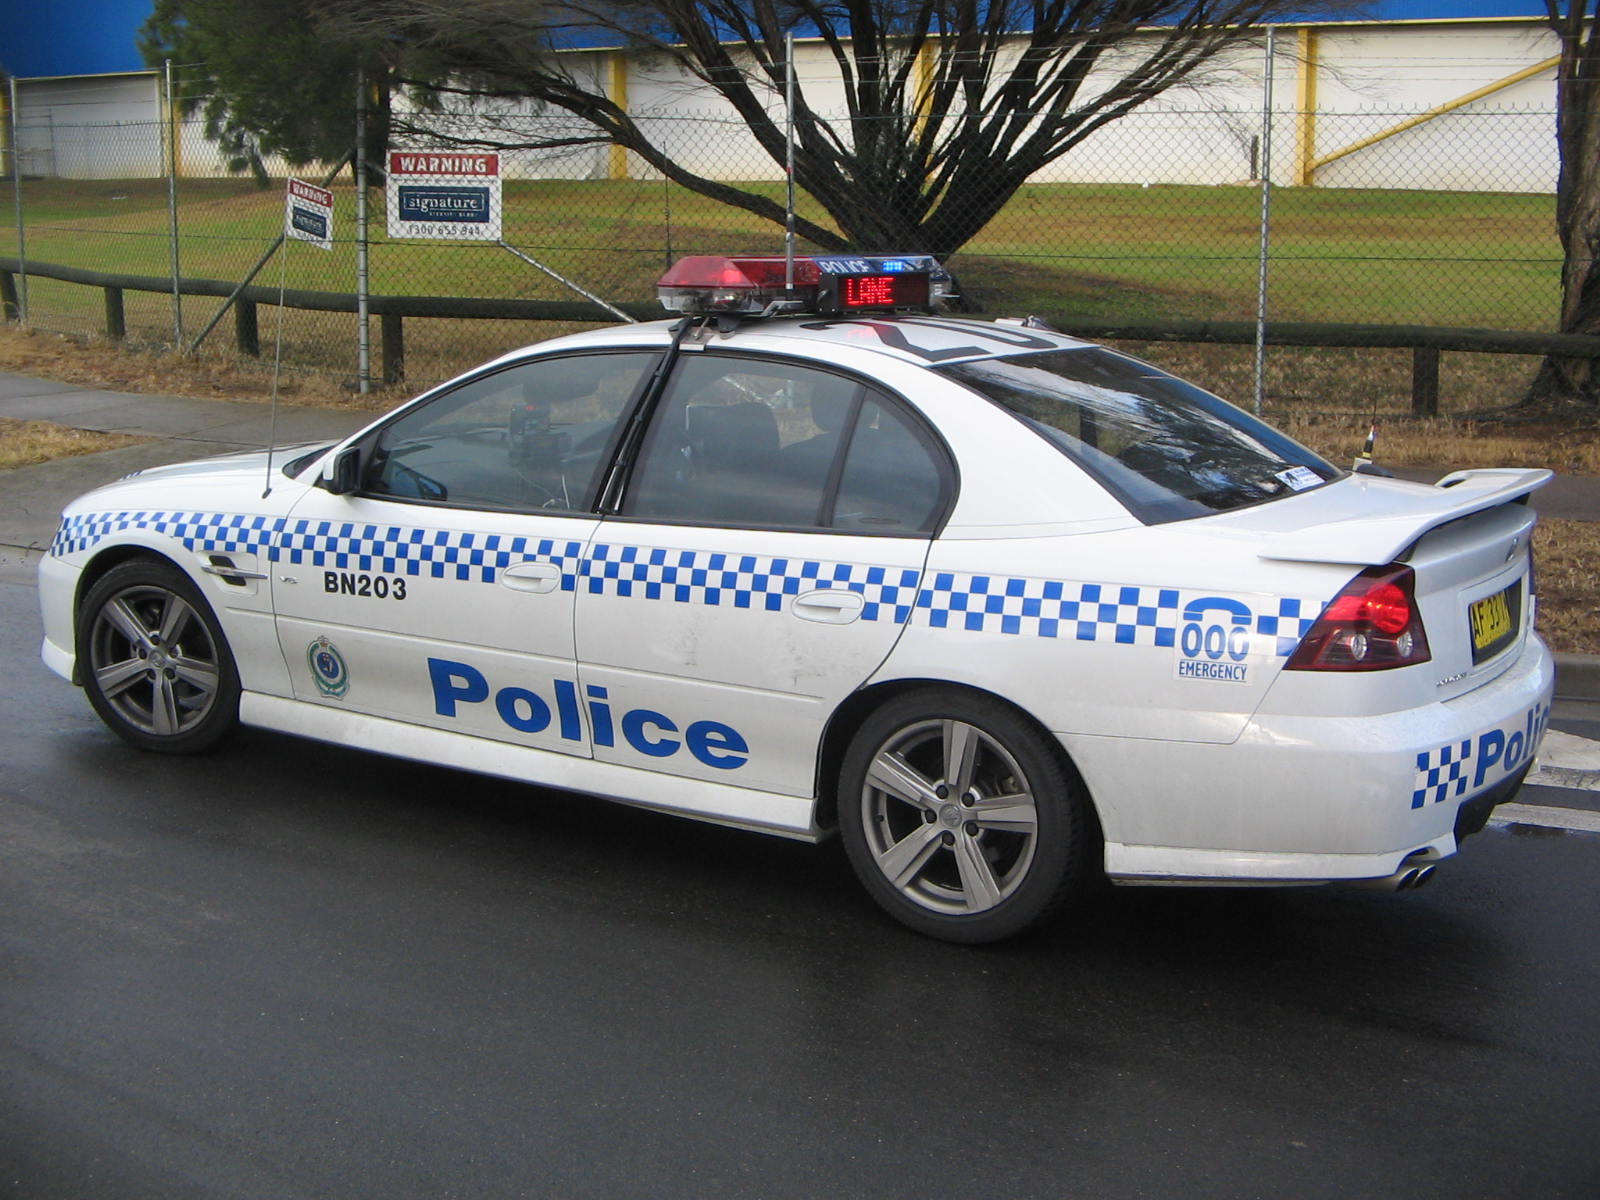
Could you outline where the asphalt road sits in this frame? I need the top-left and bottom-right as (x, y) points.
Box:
(3, 577), (1598, 1200)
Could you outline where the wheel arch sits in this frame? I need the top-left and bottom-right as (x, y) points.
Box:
(72, 549), (243, 753)
(69, 546), (196, 682)
(814, 676), (1104, 842)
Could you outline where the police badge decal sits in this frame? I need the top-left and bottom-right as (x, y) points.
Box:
(307, 637), (351, 699)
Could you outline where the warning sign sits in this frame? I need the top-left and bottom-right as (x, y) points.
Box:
(386, 151), (503, 241)
(285, 178), (334, 251)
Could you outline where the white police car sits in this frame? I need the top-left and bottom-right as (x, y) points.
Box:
(37, 254), (1554, 942)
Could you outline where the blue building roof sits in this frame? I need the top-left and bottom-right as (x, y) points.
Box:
(4, 0), (152, 79)
(1359, 0), (1548, 17)
(2, 1), (1556, 82)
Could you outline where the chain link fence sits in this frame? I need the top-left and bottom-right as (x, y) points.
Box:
(1, 82), (1562, 393)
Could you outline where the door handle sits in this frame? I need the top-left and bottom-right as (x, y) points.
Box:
(793, 588), (865, 625)
(500, 561), (564, 595)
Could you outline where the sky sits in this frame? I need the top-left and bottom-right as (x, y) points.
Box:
(2, 0), (1555, 80)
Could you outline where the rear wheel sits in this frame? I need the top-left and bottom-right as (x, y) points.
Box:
(837, 688), (1093, 943)
(77, 559), (240, 754)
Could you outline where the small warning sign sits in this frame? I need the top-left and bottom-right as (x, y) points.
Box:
(386, 152), (503, 241)
(285, 178), (334, 251)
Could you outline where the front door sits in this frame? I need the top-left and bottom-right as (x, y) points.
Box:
(273, 349), (658, 758)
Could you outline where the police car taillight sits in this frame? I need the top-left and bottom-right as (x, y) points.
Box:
(1286, 564), (1431, 671)
(656, 254), (950, 317)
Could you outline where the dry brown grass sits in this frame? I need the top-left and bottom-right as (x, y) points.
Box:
(0, 418), (150, 470)
(1278, 411), (1600, 477)
(0, 325), (394, 412)
(1533, 519), (1600, 656)
(1120, 341), (1600, 471)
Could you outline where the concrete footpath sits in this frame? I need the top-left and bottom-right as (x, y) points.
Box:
(1, 368), (1596, 706)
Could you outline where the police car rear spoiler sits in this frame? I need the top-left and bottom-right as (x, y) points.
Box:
(1257, 467), (1552, 567)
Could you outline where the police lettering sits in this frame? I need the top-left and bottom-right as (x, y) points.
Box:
(1472, 700), (1550, 789)
(427, 657), (749, 770)
(324, 571), (408, 600)
(1177, 659), (1249, 682)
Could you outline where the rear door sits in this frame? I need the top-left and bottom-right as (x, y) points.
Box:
(573, 350), (954, 799)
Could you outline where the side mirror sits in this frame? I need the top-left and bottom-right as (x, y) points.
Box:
(322, 446), (363, 495)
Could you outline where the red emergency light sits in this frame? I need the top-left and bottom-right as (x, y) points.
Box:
(656, 254), (947, 317)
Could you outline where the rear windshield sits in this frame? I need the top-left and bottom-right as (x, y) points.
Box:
(939, 347), (1341, 524)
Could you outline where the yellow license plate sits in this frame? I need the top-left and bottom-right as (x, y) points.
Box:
(1469, 587), (1515, 660)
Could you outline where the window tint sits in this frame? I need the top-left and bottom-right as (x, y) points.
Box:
(363, 352), (653, 512)
(940, 348), (1341, 524)
(833, 397), (946, 533)
(623, 355), (946, 533)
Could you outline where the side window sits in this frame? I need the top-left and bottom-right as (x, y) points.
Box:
(832, 396), (946, 533)
(363, 352), (653, 513)
(623, 354), (947, 533)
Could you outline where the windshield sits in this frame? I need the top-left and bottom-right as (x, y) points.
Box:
(939, 347), (1341, 524)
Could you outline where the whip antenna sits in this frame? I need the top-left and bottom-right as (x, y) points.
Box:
(785, 31), (796, 293)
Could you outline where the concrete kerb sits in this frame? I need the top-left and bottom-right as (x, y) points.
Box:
(1, 371), (1596, 700)
(1556, 655), (1600, 705)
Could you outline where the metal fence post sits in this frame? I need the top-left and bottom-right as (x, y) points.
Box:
(8, 75), (28, 325)
(164, 60), (184, 346)
(1253, 26), (1277, 416)
(355, 70), (371, 394)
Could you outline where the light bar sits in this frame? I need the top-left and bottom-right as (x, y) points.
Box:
(656, 253), (950, 318)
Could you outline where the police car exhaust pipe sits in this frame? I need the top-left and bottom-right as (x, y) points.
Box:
(1350, 865), (1435, 892)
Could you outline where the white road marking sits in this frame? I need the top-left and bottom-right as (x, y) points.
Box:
(1527, 730), (1600, 792)
(1490, 803), (1600, 834)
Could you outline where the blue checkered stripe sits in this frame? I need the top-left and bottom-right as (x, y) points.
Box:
(52, 510), (282, 558)
(53, 510), (583, 586)
(583, 543), (921, 622)
(1413, 739), (1474, 810)
(1254, 598), (1322, 656)
(911, 573), (1324, 651)
(277, 519), (583, 584)
(52, 511), (1326, 654)
(914, 574), (1182, 643)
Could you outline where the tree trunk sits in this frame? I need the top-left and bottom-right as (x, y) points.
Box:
(1526, 3), (1600, 406)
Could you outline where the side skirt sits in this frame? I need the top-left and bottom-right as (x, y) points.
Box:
(239, 692), (824, 843)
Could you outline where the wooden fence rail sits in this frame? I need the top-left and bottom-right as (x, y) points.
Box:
(6, 256), (1599, 412)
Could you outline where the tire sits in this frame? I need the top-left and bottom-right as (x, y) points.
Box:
(77, 558), (241, 754)
(837, 688), (1092, 943)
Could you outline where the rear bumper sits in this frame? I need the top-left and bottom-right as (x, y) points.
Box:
(1063, 637), (1555, 884)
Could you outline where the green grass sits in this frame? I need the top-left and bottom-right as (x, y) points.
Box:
(954, 182), (1559, 327)
(0, 174), (1563, 381)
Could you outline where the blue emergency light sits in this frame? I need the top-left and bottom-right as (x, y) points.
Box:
(656, 253), (950, 317)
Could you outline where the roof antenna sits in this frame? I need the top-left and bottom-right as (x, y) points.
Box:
(784, 30), (797, 295)
(497, 239), (635, 323)
(1352, 420), (1391, 477)
(262, 218), (289, 500)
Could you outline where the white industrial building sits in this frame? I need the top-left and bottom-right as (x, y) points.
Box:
(2, 7), (1571, 193)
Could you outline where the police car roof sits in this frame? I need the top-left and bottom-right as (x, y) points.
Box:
(491, 314), (1098, 370)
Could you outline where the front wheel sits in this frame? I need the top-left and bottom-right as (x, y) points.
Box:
(837, 689), (1094, 943)
(77, 558), (241, 754)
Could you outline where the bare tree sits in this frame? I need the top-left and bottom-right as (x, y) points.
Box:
(324, 0), (1330, 258)
(1527, 0), (1600, 407)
